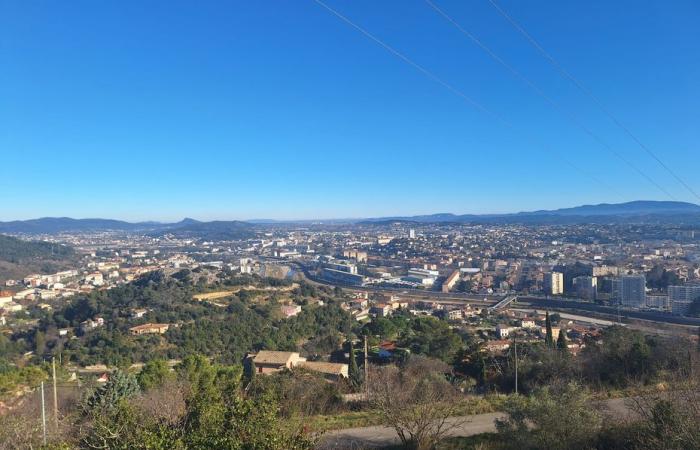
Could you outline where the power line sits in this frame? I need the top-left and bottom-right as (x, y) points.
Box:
(425, 0), (676, 200)
(485, 0), (700, 203)
(312, 0), (623, 198)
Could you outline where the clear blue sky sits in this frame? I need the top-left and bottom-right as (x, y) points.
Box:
(1, 0), (698, 221)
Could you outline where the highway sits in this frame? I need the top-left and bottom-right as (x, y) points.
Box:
(280, 259), (700, 329)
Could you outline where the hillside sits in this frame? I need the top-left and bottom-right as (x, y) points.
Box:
(0, 234), (77, 282)
(0, 217), (152, 233)
(150, 220), (256, 240)
(0, 217), (257, 240)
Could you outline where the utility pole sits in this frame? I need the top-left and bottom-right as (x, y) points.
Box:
(40, 382), (47, 446)
(363, 335), (369, 396)
(617, 300), (622, 325)
(52, 357), (59, 429)
(514, 336), (518, 395)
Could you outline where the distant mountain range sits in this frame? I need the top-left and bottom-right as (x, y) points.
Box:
(520, 201), (700, 217)
(1, 201), (700, 234)
(0, 217), (255, 239)
(360, 201), (700, 225)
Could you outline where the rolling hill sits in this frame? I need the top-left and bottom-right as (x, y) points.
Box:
(0, 234), (78, 282)
(3, 201), (700, 233)
(149, 220), (256, 240)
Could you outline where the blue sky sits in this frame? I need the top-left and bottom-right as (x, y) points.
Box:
(1, 0), (698, 221)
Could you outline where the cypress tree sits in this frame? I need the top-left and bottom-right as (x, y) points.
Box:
(557, 328), (568, 351)
(478, 353), (487, 386)
(348, 341), (362, 388)
(244, 356), (256, 384)
(545, 311), (554, 348)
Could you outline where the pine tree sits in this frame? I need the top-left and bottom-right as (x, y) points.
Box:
(557, 328), (568, 352)
(85, 369), (140, 410)
(545, 311), (554, 348)
(348, 341), (362, 389)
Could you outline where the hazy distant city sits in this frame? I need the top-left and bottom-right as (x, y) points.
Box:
(4, 200), (700, 325)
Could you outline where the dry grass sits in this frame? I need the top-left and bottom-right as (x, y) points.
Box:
(193, 283), (299, 301)
(307, 394), (509, 433)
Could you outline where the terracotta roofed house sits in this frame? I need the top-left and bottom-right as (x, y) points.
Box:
(130, 323), (170, 335)
(252, 351), (306, 374)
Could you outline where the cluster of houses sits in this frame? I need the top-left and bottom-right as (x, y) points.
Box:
(0, 265), (164, 324)
(339, 290), (486, 323)
(484, 310), (603, 354)
(337, 290), (606, 359)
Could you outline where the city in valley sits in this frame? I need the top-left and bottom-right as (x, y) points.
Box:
(3, 208), (700, 448)
(3, 0), (700, 447)
(0, 208), (700, 428)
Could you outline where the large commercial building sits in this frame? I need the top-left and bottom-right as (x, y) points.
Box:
(342, 249), (368, 263)
(543, 272), (564, 295)
(321, 260), (364, 285)
(324, 261), (358, 275)
(646, 294), (670, 311)
(402, 267), (439, 287)
(668, 284), (700, 315)
(592, 265), (620, 277)
(572, 276), (597, 300)
(612, 275), (646, 308)
(321, 268), (364, 286)
(441, 270), (461, 293)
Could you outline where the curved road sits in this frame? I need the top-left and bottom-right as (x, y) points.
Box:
(318, 398), (631, 449)
(319, 412), (503, 449)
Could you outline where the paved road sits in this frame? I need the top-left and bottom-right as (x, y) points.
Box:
(318, 398), (631, 449)
(319, 412), (504, 449)
(511, 308), (616, 327)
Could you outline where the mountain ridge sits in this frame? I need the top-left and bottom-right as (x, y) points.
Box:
(360, 201), (700, 224)
(2, 201), (700, 231)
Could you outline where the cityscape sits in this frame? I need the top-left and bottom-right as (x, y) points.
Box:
(2, 0), (700, 449)
(2, 204), (700, 448)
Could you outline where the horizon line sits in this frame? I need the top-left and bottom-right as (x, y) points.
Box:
(1, 199), (698, 224)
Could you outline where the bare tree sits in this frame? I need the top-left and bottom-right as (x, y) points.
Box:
(0, 385), (81, 449)
(368, 356), (466, 450)
(626, 377), (700, 449)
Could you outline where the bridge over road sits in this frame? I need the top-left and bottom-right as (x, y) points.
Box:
(488, 295), (518, 312)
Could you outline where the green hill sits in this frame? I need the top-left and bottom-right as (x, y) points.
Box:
(0, 234), (77, 282)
